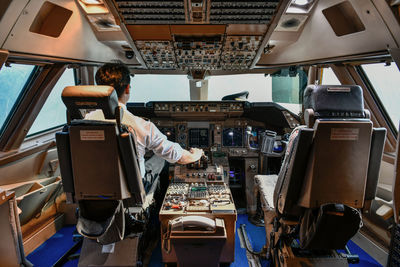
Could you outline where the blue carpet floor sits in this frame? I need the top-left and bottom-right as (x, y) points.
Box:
(27, 225), (79, 267)
(28, 215), (383, 267)
(347, 240), (382, 267)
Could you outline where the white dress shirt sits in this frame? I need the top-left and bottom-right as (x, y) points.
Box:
(85, 103), (183, 177)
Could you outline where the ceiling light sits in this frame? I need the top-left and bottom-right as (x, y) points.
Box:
(292, 0), (312, 5)
(287, 0), (315, 14)
(80, 0), (103, 5)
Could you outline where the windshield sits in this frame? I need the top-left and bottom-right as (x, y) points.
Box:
(27, 68), (75, 136)
(129, 75), (190, 102)
(208, 74), (268, 101)
(129, 70), (306, 115)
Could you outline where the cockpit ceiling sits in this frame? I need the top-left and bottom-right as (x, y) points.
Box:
(111, 0), (284, 71)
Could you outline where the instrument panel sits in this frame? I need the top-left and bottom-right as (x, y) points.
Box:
(222, 128), (243, 147)
(188, 128), (209, 148)
(158, 121), (265, 159)
(152, 101), (293, 265)
(152, 101), (244, 116)
(160, 127), (176, 142)
(129, 101), (299, 157)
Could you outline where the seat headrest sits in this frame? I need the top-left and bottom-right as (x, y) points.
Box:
(62, 85), (119, 120)
(303, 85), (365, 119)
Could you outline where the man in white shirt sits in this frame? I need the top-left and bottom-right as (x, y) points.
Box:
(86, 63), (203, 190)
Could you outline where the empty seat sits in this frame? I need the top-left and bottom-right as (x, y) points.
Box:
(255, 85), (386, 264)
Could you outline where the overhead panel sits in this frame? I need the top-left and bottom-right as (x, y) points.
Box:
(112, 0), (284, 71)
(222, 36), (262, 70)
(135, 41), (177, 69)
(209, 0), (279, 24)
(115, 0), (186, 24)
(174, 35), (222, 70)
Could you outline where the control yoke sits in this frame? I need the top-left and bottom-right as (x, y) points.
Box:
(246, 126), (286, 157)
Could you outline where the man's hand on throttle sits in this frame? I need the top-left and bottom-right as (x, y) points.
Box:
(189, 148), (204, 162)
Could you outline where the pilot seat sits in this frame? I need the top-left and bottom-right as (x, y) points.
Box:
(255, 85), (386, 266)
(56, 85), (160, 267)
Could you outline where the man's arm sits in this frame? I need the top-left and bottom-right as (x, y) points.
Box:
(177, 148), (203, 164)
(144, 120), (203, 164)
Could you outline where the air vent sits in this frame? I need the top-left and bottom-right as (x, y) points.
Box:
(88, 15), (120, 31)
(95, 18), (114, 28)
(282, 18), (300, 28)
(275, 14), (308, 32)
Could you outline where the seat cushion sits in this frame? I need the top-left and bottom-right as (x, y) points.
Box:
(300, 203), (362, 250)
(255, 174), (278, 211)
(77, 200), (125, 245)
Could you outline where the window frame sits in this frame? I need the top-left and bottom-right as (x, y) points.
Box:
(0, 63), (67, 152)
(25, 67), (77, 138)
(0, 64), (40, 138)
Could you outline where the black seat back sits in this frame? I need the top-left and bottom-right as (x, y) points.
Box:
(273, 85), (386, 249)
(56, 85), (145, 204)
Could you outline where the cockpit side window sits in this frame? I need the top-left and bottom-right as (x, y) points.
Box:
(0, 63), (36, 136)
(361, 62), (400, 132)
(320, 67), (341, 85)
(27, 68), (75, 137)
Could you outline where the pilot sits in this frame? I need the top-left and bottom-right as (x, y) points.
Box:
(85, 62), (203, 190)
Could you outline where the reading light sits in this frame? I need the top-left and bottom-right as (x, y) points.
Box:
(77, 0), (109, 15)
(80, 0), (103, 4)
(287, 0), (315, 13)
(292, 0), (311, 6)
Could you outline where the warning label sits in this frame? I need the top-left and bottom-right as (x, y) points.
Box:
(80, 130), (105, 141)
(101, 243), (115, 254)
(330, 128), (359, 141)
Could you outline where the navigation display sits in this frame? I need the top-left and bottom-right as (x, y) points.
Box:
(222, 128), (243, 147)
(249, 127), (265, 149)
(188, 128), (209, 148)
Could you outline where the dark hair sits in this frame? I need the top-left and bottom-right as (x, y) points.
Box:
(95, 62), (131, 98)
